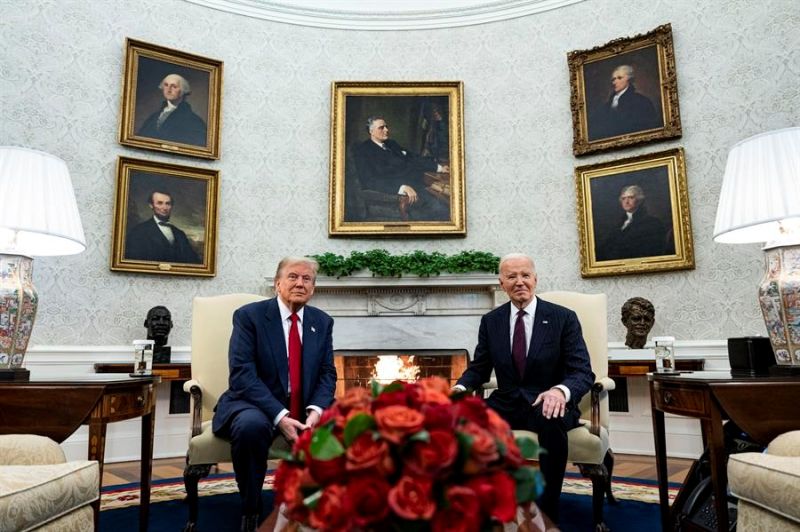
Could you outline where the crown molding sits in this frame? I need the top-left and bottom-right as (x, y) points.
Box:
(182, 0), (586, 30)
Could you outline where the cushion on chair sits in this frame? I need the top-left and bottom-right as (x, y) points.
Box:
(728, 452), (800, 523)
(512, 424), (610, 465)
(0, 435), (66, 466)
(737, 499), (800, 531)
(188, 420), (233, 466)
(767, 430), (800, 457)
(0, 460), (99, 532)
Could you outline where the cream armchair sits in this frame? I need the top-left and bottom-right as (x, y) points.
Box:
(728, 430), (800, 530)
(183, 294), (290, 531)
(486, 291), (616, 530)
(0, 434), (98, 532)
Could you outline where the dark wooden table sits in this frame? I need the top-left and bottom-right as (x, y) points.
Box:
(648, 371), (800, 531)
(0, 374), (159, 532)
(608, 358), (704, 378)
(94, 362), (191, 381)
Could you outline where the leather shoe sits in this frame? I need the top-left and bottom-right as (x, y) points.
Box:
(240, 513), (258, 532)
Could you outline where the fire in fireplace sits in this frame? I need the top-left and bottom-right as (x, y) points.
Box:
(333, 349), (469, 397)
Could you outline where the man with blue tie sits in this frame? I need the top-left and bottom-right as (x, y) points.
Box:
(212, 257), (337, 532)
(455, 253), (594, 523)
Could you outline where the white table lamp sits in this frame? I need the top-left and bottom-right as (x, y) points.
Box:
(713, 126), (800, 371)
(0, 146), (86, 380)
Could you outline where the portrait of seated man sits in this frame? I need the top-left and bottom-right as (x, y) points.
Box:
(125, 189), (201, 264)
(137, 73), (208, 147)
(596, 185), (672, 261)
(589, 64), (662, 141)
(352, 115), (450, 222)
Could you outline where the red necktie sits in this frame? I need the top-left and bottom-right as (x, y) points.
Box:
(512, 310), (527, 377)
(289, 313), (303, 420)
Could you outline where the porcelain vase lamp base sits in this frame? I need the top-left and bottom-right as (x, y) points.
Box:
(758, 245), (800, 373)
(0, 254), (38, 381)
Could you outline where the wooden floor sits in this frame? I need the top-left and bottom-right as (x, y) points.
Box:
(102, 453), (694, 487)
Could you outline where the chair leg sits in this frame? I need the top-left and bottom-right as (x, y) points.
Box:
(577, 462), (610, 532)
(603, 449), (618, 504)
(183, 462), (213, 532)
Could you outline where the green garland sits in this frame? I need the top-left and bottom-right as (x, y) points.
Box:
(310, 250), (500, 278)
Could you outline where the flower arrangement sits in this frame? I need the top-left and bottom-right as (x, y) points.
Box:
(274, 377), (543, 532)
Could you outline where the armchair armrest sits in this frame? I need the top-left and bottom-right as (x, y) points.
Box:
(183, 379), (205, 437)
(595, 376), (616, 392)
(0, 434), (66, 465)
(588, 376), (615, 437)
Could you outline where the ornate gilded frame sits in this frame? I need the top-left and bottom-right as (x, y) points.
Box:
(329, 81), (466, 237)
(568, 24), (681, 156)
(119, 38), (223, 159)
(111, 156), (219, 277)
(576, 148), (694, 277)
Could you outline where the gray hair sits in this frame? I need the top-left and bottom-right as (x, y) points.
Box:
(620, 185), (645, 202)
(365, 115), (386, 134)
(275, 256), (320, 282)
(613, 64), (634, 81)
(499, 253), (536, 272)
(159, 74), (191, 96)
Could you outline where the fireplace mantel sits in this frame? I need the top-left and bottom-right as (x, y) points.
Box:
(264, 272), (503, 317)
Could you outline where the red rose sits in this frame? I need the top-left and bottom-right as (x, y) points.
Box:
(292, 427), (313, 458)
(374, 405), (425, 444)
(486, 407), (511, 435)
(309, 484), (351, 531)
(337, 386), (372, 415)
(453, 395), (490, 426)
(417, 375), (452, 396)
(346, 432), (395, 476)
(308, 454), (346, 485)
(460, 421), (499, 474)
(372, 382), (413, 410)
(432, 486), (481, 532)
(347, 475), (391, 527)
(422, 403), (455, 431)
(388, 475), (436, 520)
(273, 464), (309, 522)
(405, 429), (458, 477)
(466, 471), (518, 522)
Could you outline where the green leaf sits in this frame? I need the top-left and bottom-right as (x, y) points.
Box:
(268, 448), (294, 461)
(513, 466), (544, 503)
(371, 379), (383, 397)
(309, 424), (345, 460)
(303, 489), (322, 510)
(308, 250), (501, 278)
(343, 413), (376, 447)
(381, 381), (405, 394)
(515, 435), (541, 460)
(408, 429), (430, 443)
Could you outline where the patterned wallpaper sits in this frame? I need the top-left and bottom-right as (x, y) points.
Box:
(1, 0), (798, 347)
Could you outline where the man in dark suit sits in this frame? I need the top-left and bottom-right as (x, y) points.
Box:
(125, 190), (201, 263)
(455, 253), (594, 522)
(596, 184), (672, 261)
(590, 64), (662, 140)
(136, 73), (207, 146)
(352, 116), (450, 221)
(213, 257), (337, 531)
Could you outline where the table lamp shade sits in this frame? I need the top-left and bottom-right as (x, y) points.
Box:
(713, 127), (800, 372)
(713, 127), (800, 244)
(0, 146), (86, 381)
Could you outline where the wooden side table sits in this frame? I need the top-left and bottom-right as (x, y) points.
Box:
(0, 374), (159, 532)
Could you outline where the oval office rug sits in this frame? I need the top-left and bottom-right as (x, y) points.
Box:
(99, 471), (679, 531)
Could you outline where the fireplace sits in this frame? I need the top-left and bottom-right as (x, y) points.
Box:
(333, 349), (469, 397)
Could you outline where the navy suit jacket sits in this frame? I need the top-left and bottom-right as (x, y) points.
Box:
(125, 218), (201, 264)
(457, 298), (594, 429)
(212, 298), (337, 433)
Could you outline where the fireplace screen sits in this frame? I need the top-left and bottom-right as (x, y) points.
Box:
(333, 349), (469, 397)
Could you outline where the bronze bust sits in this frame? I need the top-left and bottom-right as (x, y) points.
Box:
(621, 297), (655, 349)
(144, 306), (173, 363)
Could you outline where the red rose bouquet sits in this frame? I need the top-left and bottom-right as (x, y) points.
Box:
(273, 377), (543, 532)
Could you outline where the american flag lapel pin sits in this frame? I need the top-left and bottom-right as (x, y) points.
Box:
(311, 326), (316, 333)
(542, 320), (549, 324)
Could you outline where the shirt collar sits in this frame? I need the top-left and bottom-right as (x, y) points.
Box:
(512, 296), (537, 318)
(277, 296), (305, 323)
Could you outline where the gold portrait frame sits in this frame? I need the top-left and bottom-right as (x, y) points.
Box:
(329, 81), (466, 237)
(576, 147), (694, 278)
(111, 156), (219, 277)
(119, 38), (223, 159)
(568, 24), (681, 156)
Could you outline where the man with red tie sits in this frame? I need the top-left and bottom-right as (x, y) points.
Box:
(454, 253), (594, 523)
(212, 257), (336, 531)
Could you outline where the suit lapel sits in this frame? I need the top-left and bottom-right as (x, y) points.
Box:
(526, 298), (551, 369)
(301, 308), (320, 405)
(265, 299), (289, 396)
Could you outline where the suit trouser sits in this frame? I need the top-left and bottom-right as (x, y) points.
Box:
(489, 397), (569, 522)
(215, 407), (275, 515)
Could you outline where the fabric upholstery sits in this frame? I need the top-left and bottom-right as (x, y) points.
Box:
(0, 435), (98, 532)
(737, 500), (800, 531)
(728, 431), (800, 528)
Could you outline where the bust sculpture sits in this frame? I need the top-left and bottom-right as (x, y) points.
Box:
(621, 297), (655, 349)
(144, 305), (173, 363)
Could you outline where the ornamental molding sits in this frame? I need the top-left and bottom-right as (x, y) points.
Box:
(182, 0), (586, 30)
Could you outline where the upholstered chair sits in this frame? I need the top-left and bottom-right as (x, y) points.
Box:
(0, 434), (99, 531)
(182, 294), (289, 531)
(486, 291), (616, 530)
(728, 430), (800, 530)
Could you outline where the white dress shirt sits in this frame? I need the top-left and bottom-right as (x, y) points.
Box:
(611, 86), (629, 109)
(154, 216), (175, 244)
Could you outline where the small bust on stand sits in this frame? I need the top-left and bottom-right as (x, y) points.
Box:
(621, 297), (655, 349)
(145, 306), (173, 363)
